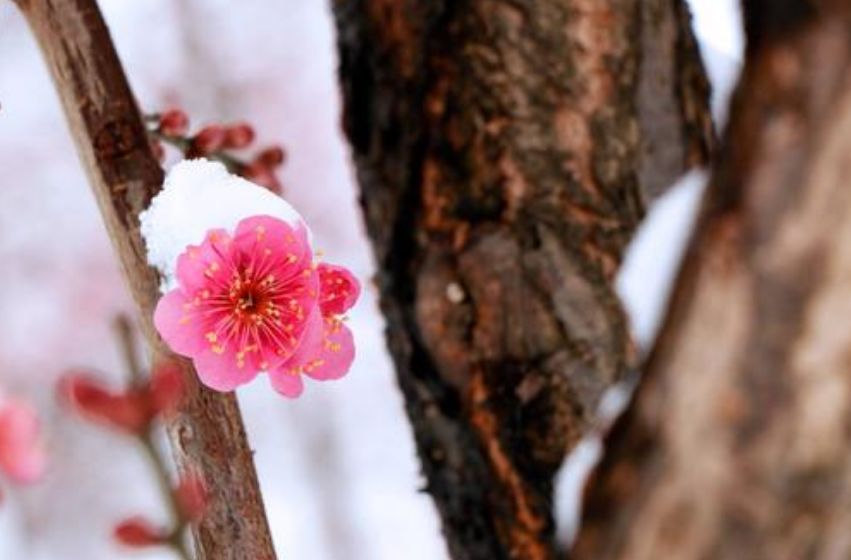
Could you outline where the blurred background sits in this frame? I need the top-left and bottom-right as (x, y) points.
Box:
(0, 1), (742, 558)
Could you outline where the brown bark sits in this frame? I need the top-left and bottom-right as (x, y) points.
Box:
(14, 0), (276, 558)
(333, 1), (712, 558)
(573, 2), (851, 559)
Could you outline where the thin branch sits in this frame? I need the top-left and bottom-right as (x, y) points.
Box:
(114, 317), (191, 559)
(138, 429), (192, 560)
(114, 315), (145, 386)
(13, 0), (277, 557)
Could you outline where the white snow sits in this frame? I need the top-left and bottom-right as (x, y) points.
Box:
(554, 437), (603, 545)
(139, 159), (307, 291)
(616, 169), (709, 350)
(689, 0), (745, 63)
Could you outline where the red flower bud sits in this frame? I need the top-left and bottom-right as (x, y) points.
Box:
(191, 125), (227, 155)
(255, 146), (286, 168)
(60, 374), (152, 434)
(242, 162), (283, 194)
(149, 361), (185, 416)
(223, 123), (255, 149)
(174, 473), (208, 523)
(158, 109), (189, 136)
(114, 517), (168, 547)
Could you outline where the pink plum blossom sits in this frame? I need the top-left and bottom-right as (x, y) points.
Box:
(0, 397), (46, 485)
(154, 215), (359, 397)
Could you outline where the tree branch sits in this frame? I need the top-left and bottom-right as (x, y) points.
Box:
(13, 1), (276, 557)
(573, 3), (851, 558)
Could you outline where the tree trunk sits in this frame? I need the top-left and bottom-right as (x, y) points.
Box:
(573, 3), (851, 558)
(14, 1), (276, 558)
(333, 1), (713, 558)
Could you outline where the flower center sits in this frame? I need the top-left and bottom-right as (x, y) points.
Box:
(201, 263), (307, 365)
(237, 287), (260, 314)
(226, 269), (288, 328)
(231, 279), (270, 319)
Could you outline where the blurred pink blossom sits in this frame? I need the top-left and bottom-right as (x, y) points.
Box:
(154, 215), (359, 397)
(174, 472), (208, 523)
(60, 361), (185, 434)
(113, 516), (168, 548)
(0, 396), (46, 485)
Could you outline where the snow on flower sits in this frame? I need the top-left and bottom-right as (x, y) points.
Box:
(0, 396), (46, 485)
(141, 159), (360, 397)
(140, 159), (303, 292)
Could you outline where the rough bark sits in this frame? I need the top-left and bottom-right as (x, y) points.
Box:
(573, 2), (851, 558)
(14, 1), (276, 558)
(333, 1), (712, 558)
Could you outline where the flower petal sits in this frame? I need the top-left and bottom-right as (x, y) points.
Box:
(276, 311), (355, 382)
(192, 349), (259, 392)
(305, 319), (355, 381)
(268, 371), (304, 398)
(277, 306), (323, 367)
(230, 215), (319, 368)
(153, 291), (206, 357)
(175, 229), (232, 293)
(317, 263), (360, 316)
(233, 215), (311, 272)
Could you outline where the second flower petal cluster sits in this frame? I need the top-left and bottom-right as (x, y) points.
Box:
(154, 215), (359, 397)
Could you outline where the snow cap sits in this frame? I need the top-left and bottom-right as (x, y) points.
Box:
(139, 159), (306, 291)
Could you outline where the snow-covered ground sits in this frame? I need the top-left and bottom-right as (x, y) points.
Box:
(0, 1), (742, 558)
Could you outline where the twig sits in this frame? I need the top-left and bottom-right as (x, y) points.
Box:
(13, 0), (277, 557)
(114, 318), (191, 560)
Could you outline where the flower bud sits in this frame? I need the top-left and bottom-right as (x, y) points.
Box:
(149, 361), (185, 416)
(242, 162), (283, 194)
(174, 473), (208, 523)
(114, 517), (168, 547)
(158, 109), (189, 136)
(191, 125), (227, 155)
(223, 123), (255, 149)
(255, 146), (286, 168)
(60, 374), (151, 434)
